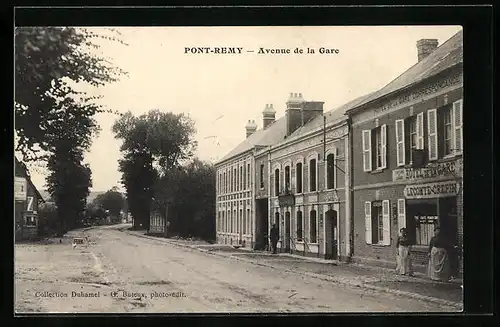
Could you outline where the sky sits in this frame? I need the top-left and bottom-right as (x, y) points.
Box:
(20, 25), (462, 192)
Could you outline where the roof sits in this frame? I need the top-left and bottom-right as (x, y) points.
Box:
(217, 117), (287, 164)
(15, 157), (45, 203)
(346, 29), (463, 114)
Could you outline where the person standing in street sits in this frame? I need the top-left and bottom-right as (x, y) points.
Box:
(270, 224), (279, 254)
(395, 228), (413, 276)
(428, 227), (451, 282)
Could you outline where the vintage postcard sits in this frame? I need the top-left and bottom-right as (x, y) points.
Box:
(14, 24), (464, 314)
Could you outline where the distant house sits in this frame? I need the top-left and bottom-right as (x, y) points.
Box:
(15, 158), (45, 241)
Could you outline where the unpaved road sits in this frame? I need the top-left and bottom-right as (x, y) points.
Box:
(15, 225), (458, 313)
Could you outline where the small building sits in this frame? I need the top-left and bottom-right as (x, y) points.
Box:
(15, 158), (45, 241)
(345, 30), (463, 276)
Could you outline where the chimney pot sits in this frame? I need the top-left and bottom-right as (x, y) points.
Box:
(299, 93), (302, 98)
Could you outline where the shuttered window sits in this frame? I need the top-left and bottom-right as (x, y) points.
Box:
(380, 125), (387, 169)
(362, 130), (372, 172)
(453, 99), (463, 154)
(365, 201), (372, 244)
(382, 200), (391, 245)
(427, 109), (438, 161)
(395, 119), (405, 166)
(397, 199), (406, 230)
(416, 112), (425, 150)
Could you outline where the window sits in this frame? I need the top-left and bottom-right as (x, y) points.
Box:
(243, 165), (246, 190)
(233, 210), (237, 233)
(260, 164), (265, 189)
(362, 125), (387, 172)
(25, 215), (36, 226)
(247, 163), (251, 189)
(364, 200), (390, 245)
(326, 153), (335, 189)
(233, 168), (237, 192)
(309, 158), (317, 192)
(240, 209), (243, 233)
(415, 215), (438, 245)
(428, 99), (463, 161)
(274, 168), (280, 196)
(309, 210), (317, 243)
(223, 172), (226, 194)
(442, 107), (453, 156)
(296, 210), (303, 241)
(397, 113), (425, 166)
(247, 208), (251, 235)
(296, 162), (303, 193)
(284, 166), (291, 192)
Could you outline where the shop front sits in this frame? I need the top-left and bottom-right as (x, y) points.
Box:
(395, 159), (463, 277)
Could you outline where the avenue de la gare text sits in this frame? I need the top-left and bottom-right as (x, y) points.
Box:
(184, 47), (340, 54)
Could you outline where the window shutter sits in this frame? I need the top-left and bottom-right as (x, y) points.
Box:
(364, 201), (372, 244)
(453, 99), (463, 154)
(416, 112), (424, 150)
(380, 124), (387, 169)
(362, 130), (372, 172)
(395, 119), (405, 166)
(427, 109), (438, 161)
(382, 200), (391, 245)
(397, 199), (406, 229)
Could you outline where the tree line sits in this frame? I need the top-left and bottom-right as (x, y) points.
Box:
(17, 27), (216, 241)
(113, 110), (216, 242)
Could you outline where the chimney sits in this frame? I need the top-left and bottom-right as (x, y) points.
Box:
(284, 92), (324, 137)
(245, 119), (257, 138)
(416, 39), (439, 62)
(262, 103), (276, 129)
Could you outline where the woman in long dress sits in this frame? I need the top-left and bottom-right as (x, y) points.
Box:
(396, 228), (413, 276)
(428, 227), (451, 281)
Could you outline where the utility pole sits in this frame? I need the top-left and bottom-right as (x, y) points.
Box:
(323, 115), (327, 162)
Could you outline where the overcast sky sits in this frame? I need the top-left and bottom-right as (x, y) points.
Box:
(20, 25), (462, 192)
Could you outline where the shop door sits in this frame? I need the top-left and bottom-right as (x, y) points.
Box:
(284, 212), (291, 253)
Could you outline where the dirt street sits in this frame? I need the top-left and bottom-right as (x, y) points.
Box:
(15, 225), (458, 313)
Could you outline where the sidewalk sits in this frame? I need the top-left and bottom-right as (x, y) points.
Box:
(120, 228), (463, 310)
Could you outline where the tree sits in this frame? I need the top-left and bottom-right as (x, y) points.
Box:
(113, 110), (197, 230)
(94, 188), (125, 221)
(15, 27), (127, 162)
(161, 158), (216, 241)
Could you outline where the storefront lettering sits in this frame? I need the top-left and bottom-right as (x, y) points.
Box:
(404, 181), (459, 199)
(393, 159), (462, 182)
(374, 73), (462, 114)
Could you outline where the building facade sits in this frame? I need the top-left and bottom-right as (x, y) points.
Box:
(258, 93), (352, 260)
(15, 158), (45, 241)
(215, 104), (287, 248)
(346, 31), (463, 275)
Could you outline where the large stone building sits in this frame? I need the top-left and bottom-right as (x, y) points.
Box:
(345, 30), (463, 276)
(215, 106), (287, 248)
(254, 93), (352, 259)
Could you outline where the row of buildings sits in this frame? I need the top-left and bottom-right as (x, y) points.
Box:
(215, 30), (463, 276)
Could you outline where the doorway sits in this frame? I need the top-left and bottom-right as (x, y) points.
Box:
(255, 198), (268, 250)
(325, 209), (338, 260)
(284, 212), (291, 253)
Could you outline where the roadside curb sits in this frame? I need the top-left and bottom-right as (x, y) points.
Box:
(120, 229), (462, 310)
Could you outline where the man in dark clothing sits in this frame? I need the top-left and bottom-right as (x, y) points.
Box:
(270, 224), (279, 254)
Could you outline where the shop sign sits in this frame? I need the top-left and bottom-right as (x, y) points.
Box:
(15, 177), (27, 201)
(374, 73), (462, 114)
(393, 159), (463, 182)
(404, 181), (460, 199)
